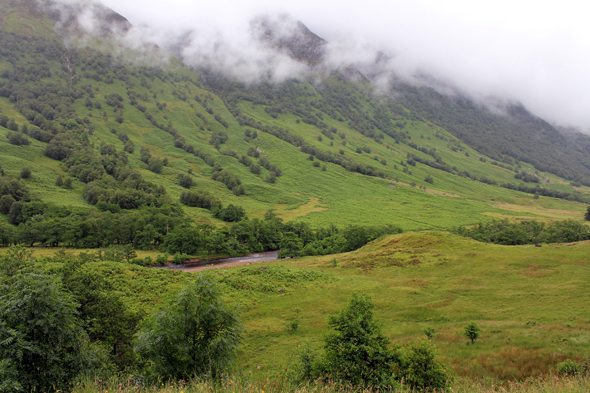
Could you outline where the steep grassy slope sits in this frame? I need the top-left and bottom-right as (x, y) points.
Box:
(0, 0), (589, 239)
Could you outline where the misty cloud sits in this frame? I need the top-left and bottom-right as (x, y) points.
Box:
(42, 0), (590, 132)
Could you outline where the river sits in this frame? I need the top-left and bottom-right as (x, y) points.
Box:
(154, 250), (279, 272)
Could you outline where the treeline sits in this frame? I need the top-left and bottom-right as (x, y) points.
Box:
(499, 183), (590, 204)
(454, 219), (590, 245)
(163, 210), (403, 258)
(0, 173), (401, 255)
(0, 200), (186, 249)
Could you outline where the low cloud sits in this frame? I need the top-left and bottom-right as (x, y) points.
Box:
(40, 0), (590, 132)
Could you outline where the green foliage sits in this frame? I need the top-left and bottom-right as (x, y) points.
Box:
(6, 131), (29, 146)
(0, 245), (33, 276)
(278, 232), (304, 258)
(319, 293), (402, 387)
(134, 275), (242, 380)
(455, 219), (590, 245)
(0, 271), (89, 392)
(19, 167), (31, 179)
(403, 339), (452, 392)
(557, 359), (581, 376)
(464, 322), (481, 344)
(59, 259), (140, 370)
(178, 173), (194, 188)
(214, 204), (247, 222)
(296, 293), (452, 390)
(424, 326), (436, 339)
(180, 190), (223, 210)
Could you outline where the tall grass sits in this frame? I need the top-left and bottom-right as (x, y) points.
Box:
(72, 374), (590, 393)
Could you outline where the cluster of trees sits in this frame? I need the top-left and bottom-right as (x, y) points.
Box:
(211, 165), (245, 195)
(162, 210), (402, 257)
(44, 132), (171, 209)
(0, 202), (185, 248)
(454, 219), (590, 245)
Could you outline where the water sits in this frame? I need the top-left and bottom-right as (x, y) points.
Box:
(154, 250), (279, 271)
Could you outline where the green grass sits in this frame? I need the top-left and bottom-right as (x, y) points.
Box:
(215, 232), (590, 381)
(38, 231), (590, 382)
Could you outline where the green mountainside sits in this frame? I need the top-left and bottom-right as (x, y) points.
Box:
(0, 0), (589, 249)
(3, 2), (590, 390)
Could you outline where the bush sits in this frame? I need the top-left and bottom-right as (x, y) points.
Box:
(424, 326), (436, 339)
(214, 204), (247, 222)
(19, 167), (31, 179)
(154, 254), (168, 266)
(310, 294), (403, 388)
(178, 173), (193, 188)
(6, 132), (30, 146)
(403, 339), (452, 391)
(134, 276), (242, 379)
(557, 359), (581, 376)
(173, 252), (191, 264)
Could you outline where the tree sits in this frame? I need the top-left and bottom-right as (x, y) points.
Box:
(148, 157), (163, 174)
(178, 173), (193, 188)
(19, 167), (31, 179)
(278, 232), (303, 258)
(585, 206), (590, 221)
(134, 276), (242, 380)
(464, 322), (481, 344)
(265, 171), (277, 184)
(0, 195), (15, 214)
(321, 294), (402, 387)
(59, 261), (139, 370)
(0, 271), (89, 392)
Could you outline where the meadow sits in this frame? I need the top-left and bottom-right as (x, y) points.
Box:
(28, 231), (589, 386)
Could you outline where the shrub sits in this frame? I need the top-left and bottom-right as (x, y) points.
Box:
(6, 132), (30, 146)
(403, 339), (452, 391)
(557, 359), (581, 376)
(424, 326), (436, 339)
(19, 167), (31, 179)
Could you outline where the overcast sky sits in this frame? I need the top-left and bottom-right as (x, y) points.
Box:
(99, 0), (590, 132)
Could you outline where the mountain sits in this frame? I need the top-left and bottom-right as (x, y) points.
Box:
(0, 0), (589, 251)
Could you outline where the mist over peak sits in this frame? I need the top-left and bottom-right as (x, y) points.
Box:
(37, 0), (131, 37)
(30, 0), (590, 132)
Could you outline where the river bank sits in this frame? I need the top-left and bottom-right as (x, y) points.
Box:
(154, 250), (279, 272)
